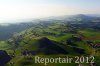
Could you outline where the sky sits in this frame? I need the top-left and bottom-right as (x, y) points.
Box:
(0, 0), (100, 23)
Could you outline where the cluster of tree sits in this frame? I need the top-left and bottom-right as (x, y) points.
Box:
(43, 31), (57, 36)
(86, 41), (100, 48)
(0, 50), (11, 66)
(67, 35), (82, 46)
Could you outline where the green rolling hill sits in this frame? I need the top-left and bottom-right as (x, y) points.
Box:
(0, 14), (100, 66)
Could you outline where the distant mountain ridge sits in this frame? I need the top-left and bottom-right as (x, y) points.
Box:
(0, 14), (100, 40)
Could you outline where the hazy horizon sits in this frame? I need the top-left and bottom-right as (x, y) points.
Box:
(0, 0), (100, 23)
